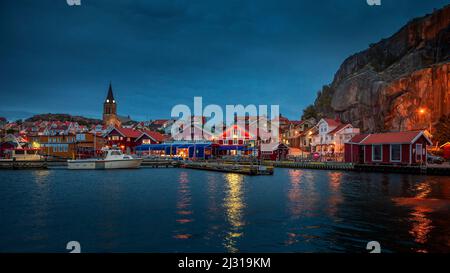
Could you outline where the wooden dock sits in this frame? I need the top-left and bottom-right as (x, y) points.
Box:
(271, 161), (353, 171)
(177, 161), (274, 175)
(354, 164), (450, 176)
(0, 160), (48, 169)
(269, 160), (450, 176)
(141, 160), (177, 168)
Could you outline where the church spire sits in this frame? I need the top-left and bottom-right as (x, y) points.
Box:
(106, 82), (115, 102)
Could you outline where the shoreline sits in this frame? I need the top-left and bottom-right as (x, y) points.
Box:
(1, 159), (449, 176)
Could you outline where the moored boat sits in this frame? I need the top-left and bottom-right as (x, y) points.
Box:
(67, 147), (142, 170)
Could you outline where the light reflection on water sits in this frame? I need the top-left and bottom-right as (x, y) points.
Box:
(173, 171), (193, 240)
(0, 168), (449, 253)
(223, 173), (245, 253)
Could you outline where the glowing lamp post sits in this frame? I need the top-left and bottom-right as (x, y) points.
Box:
(418, 108), (432, 134)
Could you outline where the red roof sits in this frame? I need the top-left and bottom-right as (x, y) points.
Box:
(289, 120), (304, 125)
(323, 118), (342, 128)
(348, 134), (370, 144)
(151, 119), (169, 125)
(113, 127), (142, 138)
(328, 124), (350, 135)
(440, 142), (450, 148)
(358, 131), (431, 145)
(139, 130), (166, 143)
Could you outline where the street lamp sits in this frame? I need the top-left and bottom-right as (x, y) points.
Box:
(418, 108), (432, 134)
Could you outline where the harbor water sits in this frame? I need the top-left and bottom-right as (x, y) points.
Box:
(0, 168), (449, 253)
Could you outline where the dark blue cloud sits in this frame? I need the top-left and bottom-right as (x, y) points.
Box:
(0, 0), (448, 121)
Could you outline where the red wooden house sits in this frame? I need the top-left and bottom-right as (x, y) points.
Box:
(345, 131), (432, 165)
(259, 142), (289, 161)
(105, 127), (165, 154)
(135, 130), (166, 145)
(440, 142), (450, 160)
(214, 124), (256, 156)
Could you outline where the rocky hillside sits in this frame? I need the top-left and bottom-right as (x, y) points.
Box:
(312, 5), (449, 133)
(25, 113), (102, 126)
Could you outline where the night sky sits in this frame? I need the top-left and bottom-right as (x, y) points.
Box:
(1, 0), (448, 121)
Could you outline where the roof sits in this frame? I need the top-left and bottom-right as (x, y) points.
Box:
(289, 120), (304, 125)
(260, 142), (289, 152)
(322, 118), (342, 128)
(106, 83), (115, 101)
(358, 131), (432, 145)
(151, 119), (169, 125)
(440, 142), (450, 148)
(348, 134), (370, 144)
(136, 143), (214, 151)
(139, 130), (166, 143)
(328, 124), (351, 135)
(111, 127), (141, 138)
(279, 115), (290, 122)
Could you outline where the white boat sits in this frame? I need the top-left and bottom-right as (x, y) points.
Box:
(67, 148), (142, 170)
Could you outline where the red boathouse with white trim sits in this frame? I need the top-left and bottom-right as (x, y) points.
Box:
(344, 131), (432, 165)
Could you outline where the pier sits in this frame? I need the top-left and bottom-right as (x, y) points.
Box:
(141, 160), (177, 168)
(0, 159), (48, 169)
(270, 161), (353, 171)
(269, 161), (450, 176)
(1, 158), (448, 176)
(177, 161), (274, 175)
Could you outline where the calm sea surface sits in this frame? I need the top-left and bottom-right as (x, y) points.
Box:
(0, 168), (449, 253)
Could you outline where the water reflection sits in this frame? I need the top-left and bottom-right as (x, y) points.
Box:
(98, 174), (122, 248)
(33, 170), (50, 185)
(205, 173), (221, 242)
(287, 169), (303, 218)
(327, 172), (343, 217)
(207, 173), (219, 216)
(223, 173), (245, 253)
(393, 180), (434, 252)
(2, 168), (450, 252)
(285, 170), (303, 246)
(173, 171), (193, 240)
(409, 181), (433, 252)
(28, 170), (51, 242)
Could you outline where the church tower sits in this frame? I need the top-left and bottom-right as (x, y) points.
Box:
(103, 83), (121, 127)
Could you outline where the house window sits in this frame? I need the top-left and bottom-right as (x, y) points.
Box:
(416, 144), (423, 161)
(390, 144), (401, 162)
(372, 145), (382, 161)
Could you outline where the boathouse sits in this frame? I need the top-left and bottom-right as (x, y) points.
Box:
(104, 127), (165, 154)
(259, 143), (289, 161)
(135, 142), (218, 159)
(344, 131), (432, 165)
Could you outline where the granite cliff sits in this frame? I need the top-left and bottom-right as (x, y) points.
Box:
(312, 5), (450, 133)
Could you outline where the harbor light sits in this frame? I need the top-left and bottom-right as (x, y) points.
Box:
(32, 142), (41, 149)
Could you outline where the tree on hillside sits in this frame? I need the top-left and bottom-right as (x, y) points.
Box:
(301, 105), (318, 120)
(433, 115), (450, 145)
